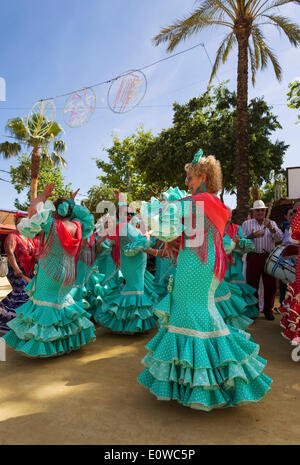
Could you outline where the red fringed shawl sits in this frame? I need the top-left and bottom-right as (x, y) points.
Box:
(39, 219), (82, 286)
(176, 193), (230, 281)
(79, 232), (97, 267)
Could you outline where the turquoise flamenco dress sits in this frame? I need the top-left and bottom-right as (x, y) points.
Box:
(69, 233), (105, 318)
(138, 194), (272, 411)
(93, 237), (124, 301)
(153, 241), (177, 301)
(214, 279), (253, 331)
(94, 221), (157, 333)
(2, 200), (96, 358)
(223, 226), (259, 318)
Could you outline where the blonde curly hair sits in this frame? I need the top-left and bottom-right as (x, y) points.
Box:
(185, 155), (223, 195)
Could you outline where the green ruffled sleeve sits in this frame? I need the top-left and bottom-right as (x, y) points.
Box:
(236, 226), (255, 254)
(70, 202), (95, 239)
(140, 198), (184, 243)
(17, 200), (55, 239)
(121, 223), (149, 256)
(223, 235), (236, 255)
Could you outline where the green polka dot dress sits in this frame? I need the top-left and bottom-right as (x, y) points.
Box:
(138, 196), (272, 411)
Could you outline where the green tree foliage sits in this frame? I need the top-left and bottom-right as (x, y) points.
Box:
(134, 84), (288, 200)
(287, 79), (300, 122)
(86, 84), (288, 207)
(0, 117), (67, 201)
(10, 154), (72, 211)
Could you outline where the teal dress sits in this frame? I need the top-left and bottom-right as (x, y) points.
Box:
(69, 234), (105, 318)
(215, 279), (253, 331)
(94, 222), (157, 333)
(138, 196), (272, 411)
(93, 238), (124, 309)
(2, 200), (96, 358)
(223, 228), (259, 318)
(154, 251), (177, 301)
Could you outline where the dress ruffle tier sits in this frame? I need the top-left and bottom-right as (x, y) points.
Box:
(94, 290), (157, 333)
(2, 296), (96, 358)
(138, 325), (272, 411)
(215, 280), (253, 331)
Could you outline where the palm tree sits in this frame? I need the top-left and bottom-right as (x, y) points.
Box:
(153, 0), (300, 222)
(0, 116), (67, 202)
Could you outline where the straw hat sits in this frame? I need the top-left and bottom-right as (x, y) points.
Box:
(250, 200), (267, 210)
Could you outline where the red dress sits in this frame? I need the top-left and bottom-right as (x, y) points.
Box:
(279, 206), (300, 345)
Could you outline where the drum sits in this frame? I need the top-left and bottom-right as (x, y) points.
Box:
(264, 244), (298, 284)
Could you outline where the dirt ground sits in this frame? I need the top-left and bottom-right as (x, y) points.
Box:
(0, 277), (299, 445)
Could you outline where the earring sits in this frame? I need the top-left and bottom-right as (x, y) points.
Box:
(196, 182), (207, 194)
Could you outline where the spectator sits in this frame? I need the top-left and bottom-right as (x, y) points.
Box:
(242, 200), (283, 320)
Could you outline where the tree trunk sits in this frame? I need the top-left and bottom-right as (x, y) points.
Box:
(30, 146), (40, 202)
(235, 24), (251, 224)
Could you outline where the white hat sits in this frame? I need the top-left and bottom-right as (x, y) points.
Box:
(250, 200), (267, 210)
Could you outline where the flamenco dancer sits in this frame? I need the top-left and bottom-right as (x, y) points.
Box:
(223, 217), (260, 319)
(94, 191), (158, 334)
(0, 213), (38, 333)
(279, 203), (300, 345)
(3, 184), (96, 358)
(138, 150), (272, 411)
(69, 231), (104, 319)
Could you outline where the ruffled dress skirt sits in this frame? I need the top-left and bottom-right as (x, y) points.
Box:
(215, 280), (253, 331)
(0, 263), (31, 334)
(70, 259), (106, 318)
(138, 245), (272, 411)
(94, 253), (157, 334)
(2, 268), (96, 358)
(152, 256), (176, 302)
(225, 267), (259, 318)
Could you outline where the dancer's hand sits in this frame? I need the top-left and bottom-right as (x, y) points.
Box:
(163, 241), (178, 260)
(70, 188), (80, 200)
(233, 235), (241, 245)
(42, 183), (55, 199)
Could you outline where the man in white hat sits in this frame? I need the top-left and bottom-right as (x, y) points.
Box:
(242, 200), (283, 320)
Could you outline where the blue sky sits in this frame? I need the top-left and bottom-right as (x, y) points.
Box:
(0, 0), (300, 211)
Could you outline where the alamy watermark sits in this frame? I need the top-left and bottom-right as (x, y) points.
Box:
(0, 77), (6, 101)
(94, 193), (205, 248)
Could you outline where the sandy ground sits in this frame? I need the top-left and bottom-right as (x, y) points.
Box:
(0, 277), (299, 445)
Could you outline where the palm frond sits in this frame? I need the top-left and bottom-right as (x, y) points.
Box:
(259, 0), (300, 15)
(53, 140), (66, 155)
(209, 32), (235, 83)
(262, 14), (300, 46)
(251, 26), (268, 68)
(51, 152), (68, 168)
(5, 118), (28, 142)
(248, 43), (257, 85)
(153, 4), (233, 51)
(222, 31), (237, 62)
(0, 142), (21, 159)
(252, 26), (282, 80)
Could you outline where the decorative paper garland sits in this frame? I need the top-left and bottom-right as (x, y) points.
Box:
(107, 70), (147, 114)
(26, 99), (56, 138)
(63, 87), (97, 128)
